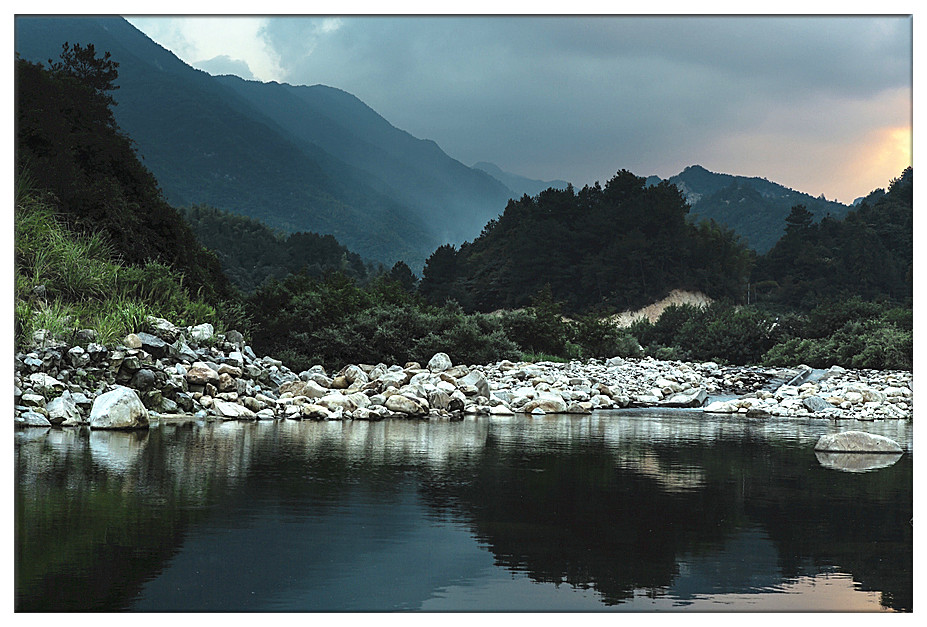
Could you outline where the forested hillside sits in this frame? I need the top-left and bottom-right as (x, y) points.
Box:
(752, 167), (912, 308)
(418, 171), (754, 314)
(652, 165), (852, 252)
(15, 52), (231, 305)
(15, 50), (247, 346)
(180, 205), (378, 293)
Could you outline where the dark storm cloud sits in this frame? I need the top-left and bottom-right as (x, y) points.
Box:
(254, 15), (910, 195)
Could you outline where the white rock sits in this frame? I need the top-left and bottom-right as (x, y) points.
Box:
(427, 352), (453, 372)
(89, 386), (149, 430)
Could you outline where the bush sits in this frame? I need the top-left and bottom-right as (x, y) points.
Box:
(571, 314), (642, 359)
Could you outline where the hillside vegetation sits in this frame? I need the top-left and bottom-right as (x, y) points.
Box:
(657, 164), (852, 252)
(418, 172), (753, 314)
(15, 50), (246, 346)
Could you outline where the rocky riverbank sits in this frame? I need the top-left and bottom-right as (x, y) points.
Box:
(14, 316), (914, 429)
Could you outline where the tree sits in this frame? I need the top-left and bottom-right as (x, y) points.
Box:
(48, 42), (119, 104)
(419, 244), (460, 304)
(387, 261), (418, 292)
(784, 205), (814, 233)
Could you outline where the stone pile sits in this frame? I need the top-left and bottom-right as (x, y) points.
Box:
(702, 365), (913, 421)
(14, 316), (301, 428)
(14, 318), (913, 428)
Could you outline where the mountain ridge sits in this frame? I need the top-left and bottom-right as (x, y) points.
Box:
(14, 16), (514, 267)
(648, 164), (853, 252)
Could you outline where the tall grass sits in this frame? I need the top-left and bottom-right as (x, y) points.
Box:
(14, 176), (227, 350)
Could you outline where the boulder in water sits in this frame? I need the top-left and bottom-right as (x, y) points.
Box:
(813, 431), (903, 453)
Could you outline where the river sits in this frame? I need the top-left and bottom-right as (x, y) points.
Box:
(15, 410), (912, 612)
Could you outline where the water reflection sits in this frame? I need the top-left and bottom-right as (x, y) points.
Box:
(15, 412), (912, 612)
(815, 451), (904, 473)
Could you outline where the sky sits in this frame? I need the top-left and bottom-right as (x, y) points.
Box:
(123, 13), (913, 204)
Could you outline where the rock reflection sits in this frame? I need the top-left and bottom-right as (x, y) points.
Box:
(815, 451), (903, 473)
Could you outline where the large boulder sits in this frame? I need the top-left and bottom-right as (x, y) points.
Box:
(89, 386), (150, 430)
(815, 451), (903, 473)
(813, 431), (903, 453)
(427, 352), (453, 373)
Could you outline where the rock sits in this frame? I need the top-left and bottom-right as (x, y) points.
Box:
(16, 411), (52, 428)
(89, 386), (150, 430)
(428, 390), (453, 410)
(217, 372), (236, 392)
(279, 380), (327, 399)
(813, 431), (903, 454)
(802, 396), (834, 413)
(46, 392), (82, 426)
(523, 395), (568, 414)
(340, 364), (369, 386)
(385, 394), (428, 415)
(427, 352), (453, 373)
(489, 404), (514, 415)
(218, 364), (243, 378)
(317, 393), (364, 412)
(459, 371), (490, 399)
(130, 368), (157, 391)
(189, 323), (215, 343)
(67, 346), (90, 368)
(171, 339), (199, 362)
(21, 393), (46, 408)
(136, 332), (169, 358)
(815, 451), (903, 473)
(146, 316), (181, 342)
(213, 400), (257, 420)
(661, 388), (708, 408)
(28, 373), (66, 396)
(123, 333), (143, 349)
(300, 404), (333, 420)
(186, 363), (220, 386)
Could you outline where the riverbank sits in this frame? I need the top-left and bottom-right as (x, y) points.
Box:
(14, 316), (913, 429)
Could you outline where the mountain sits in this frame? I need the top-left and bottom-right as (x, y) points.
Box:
(471, 162), (570, 198)
(14, 16), (512, 267)
(648, 165), (853, 253)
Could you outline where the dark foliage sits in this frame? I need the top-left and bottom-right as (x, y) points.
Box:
(753, 168), (912, 309)
(15, 52), (233, 304)
(419, 171), (754, 315)
(180, 204), (376, 293)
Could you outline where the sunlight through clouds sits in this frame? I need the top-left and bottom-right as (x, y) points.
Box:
(126, 16), (284, 82)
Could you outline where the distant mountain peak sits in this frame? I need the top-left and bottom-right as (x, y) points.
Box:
(472, 161), (569, 199)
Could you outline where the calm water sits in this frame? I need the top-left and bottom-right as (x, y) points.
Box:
(15, 410), (913, 612)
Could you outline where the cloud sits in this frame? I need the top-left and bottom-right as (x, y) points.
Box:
(127, 16), (283, 81)
(194, 55), (256, 80)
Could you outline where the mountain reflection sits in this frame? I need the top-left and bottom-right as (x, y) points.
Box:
(15, 413), (912, 611)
